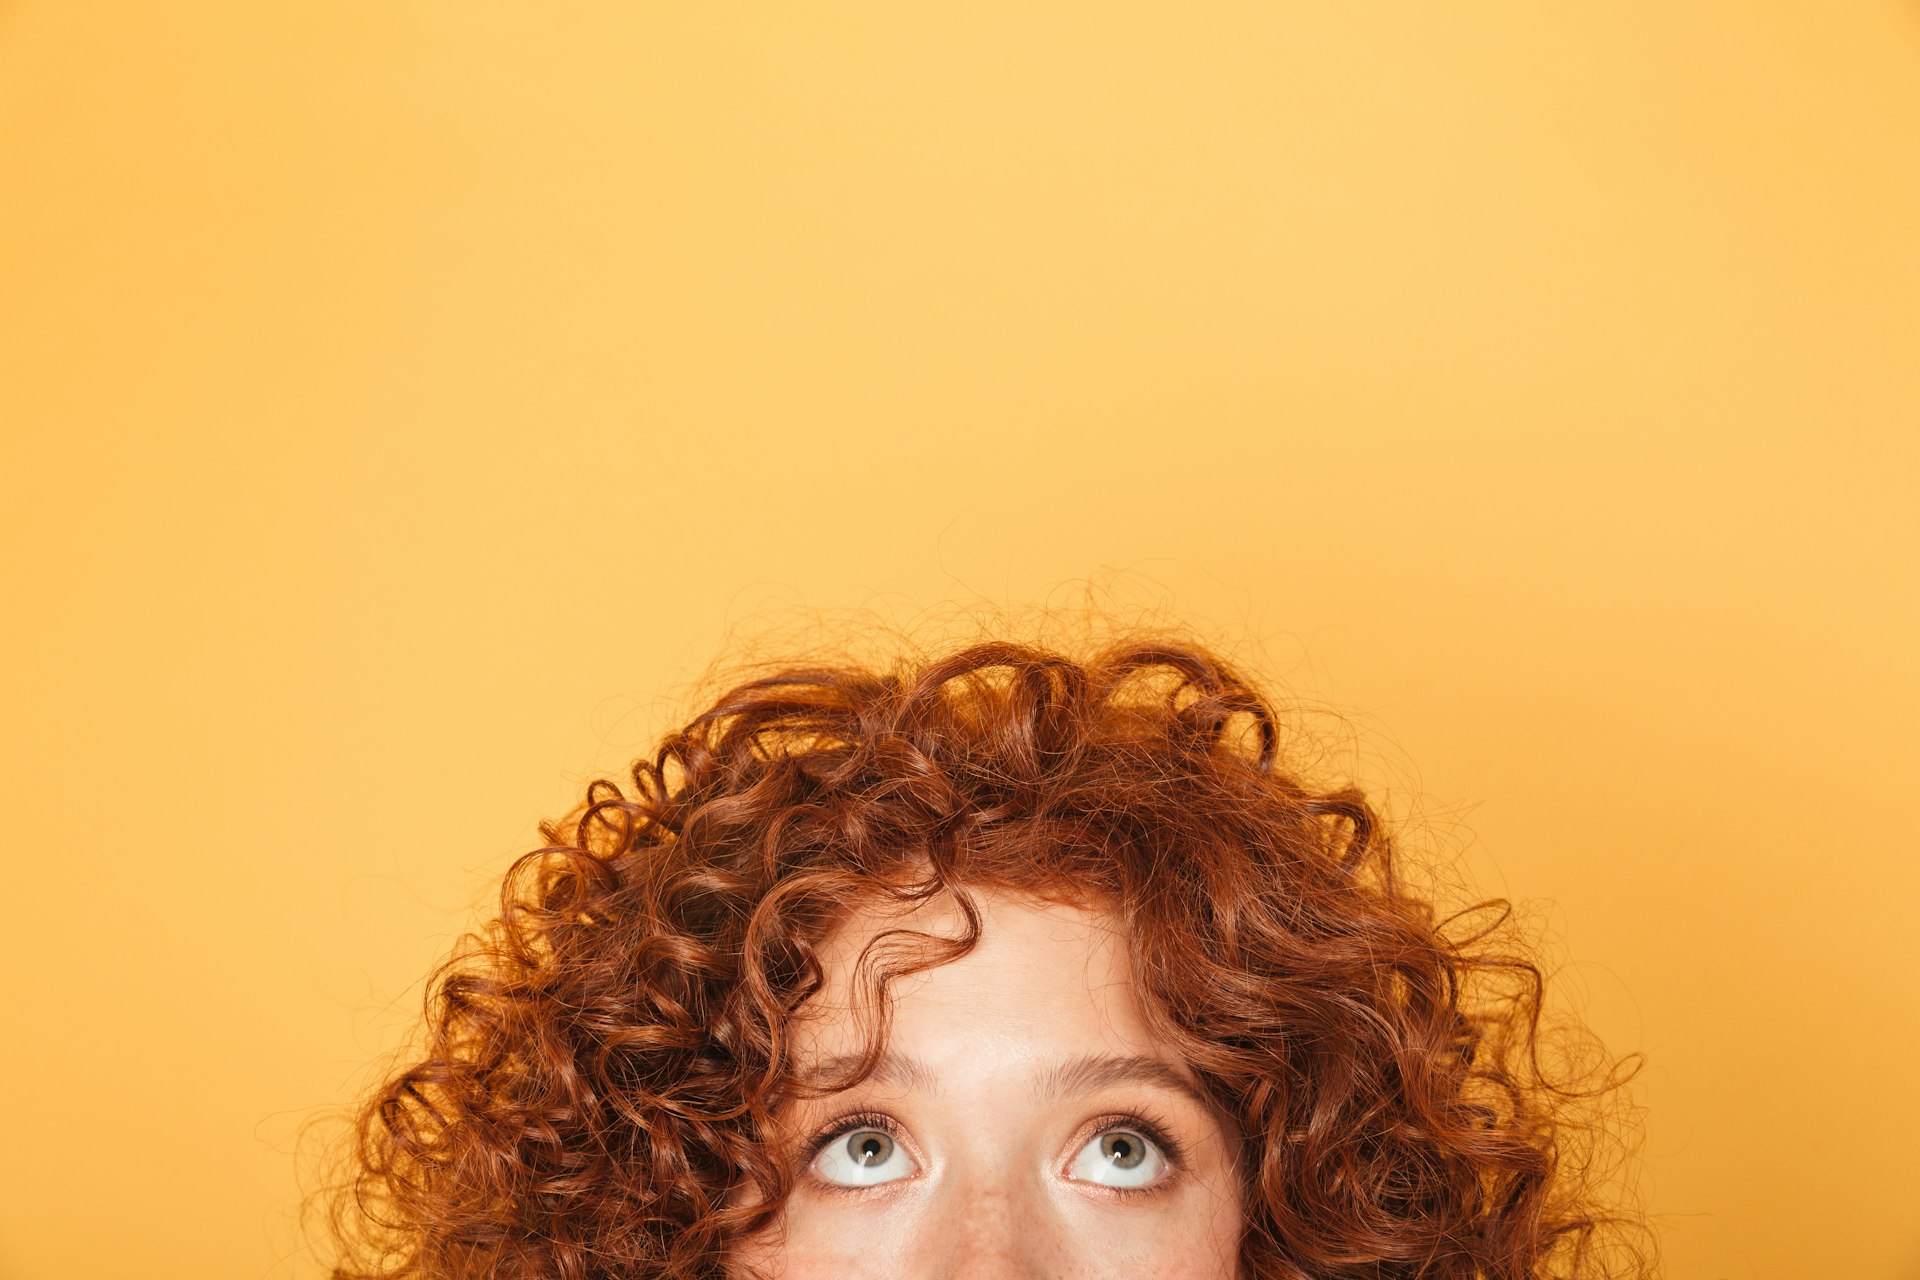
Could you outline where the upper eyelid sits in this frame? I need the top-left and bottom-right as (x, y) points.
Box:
(803, 1109), (910, 1160)
(1072, 1109), (1187, 1167)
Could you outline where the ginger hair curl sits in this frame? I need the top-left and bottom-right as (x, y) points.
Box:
(330, 636), (1648, 1279)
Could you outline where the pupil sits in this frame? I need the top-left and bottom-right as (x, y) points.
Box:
(1102, 1132), (1145, 1168)
(848, 1131), (892, 1166)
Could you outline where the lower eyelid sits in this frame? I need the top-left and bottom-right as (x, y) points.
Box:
(1063, 1130), (1180, 1188)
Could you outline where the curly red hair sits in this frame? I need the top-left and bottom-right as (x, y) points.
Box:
(330, 636), (1648, 1279)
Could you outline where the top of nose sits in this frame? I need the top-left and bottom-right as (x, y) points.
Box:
(920, 1168), (1073, 1280)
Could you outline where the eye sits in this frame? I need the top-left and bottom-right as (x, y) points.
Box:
(810, 1125), (921, 1188)
(1066, 1126), (1170, 1190)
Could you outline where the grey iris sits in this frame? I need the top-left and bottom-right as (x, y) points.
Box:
(1100, 1131), (1146, 1169)
(847, 1130), (894, 1167)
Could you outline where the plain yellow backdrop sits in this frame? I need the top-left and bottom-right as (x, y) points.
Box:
(3, 3), (1917, 1277)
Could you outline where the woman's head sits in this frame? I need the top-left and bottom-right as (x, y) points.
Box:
(333, 637), (1642, 1279)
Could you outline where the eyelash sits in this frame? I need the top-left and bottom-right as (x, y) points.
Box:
(799, 1107), (1190, 1191)
(802, 1108), (903, 1162)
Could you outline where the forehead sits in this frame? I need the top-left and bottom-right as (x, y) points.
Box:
(797, 889), (1161, 1063)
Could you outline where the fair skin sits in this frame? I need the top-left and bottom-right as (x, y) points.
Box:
(729, 889), (1244, 1279)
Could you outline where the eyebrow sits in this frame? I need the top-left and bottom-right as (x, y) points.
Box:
(799, 1051), (1213, 1113)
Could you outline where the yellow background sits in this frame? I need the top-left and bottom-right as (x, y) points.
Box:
(3, 4), (1917, 1277)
